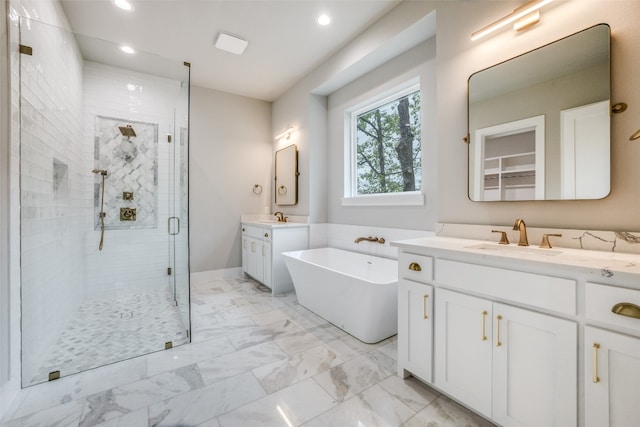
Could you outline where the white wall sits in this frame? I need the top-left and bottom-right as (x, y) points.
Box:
(326, 39), (437, 229)
(189, 86), (272, 272)
(275, 0), (640, 233)
(272, 1), (437, 224)
(435, 0), (640, 230)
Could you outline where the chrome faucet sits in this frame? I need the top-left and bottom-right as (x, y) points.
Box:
(274, 211), (287, 222)
(513, 219), (529, 246)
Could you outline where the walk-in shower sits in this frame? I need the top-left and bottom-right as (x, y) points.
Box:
(17, 18), (190, 386)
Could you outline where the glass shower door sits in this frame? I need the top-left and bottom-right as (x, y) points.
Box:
(19, 17), (190, 386)
(168, 66), (190, 338)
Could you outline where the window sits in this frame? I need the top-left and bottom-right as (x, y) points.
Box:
(344, 80), (422, 206)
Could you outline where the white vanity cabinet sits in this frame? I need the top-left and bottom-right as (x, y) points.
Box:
(434, 288), (577, 426)
(241, 222), (308, 295)
(584, 283), (640, 427)
(242, 225), (270, 287)
(394, 237), (582, 427)
(397, 252), (434, 383)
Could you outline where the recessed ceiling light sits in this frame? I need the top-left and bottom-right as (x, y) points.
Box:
(112, 0), (134, 11)
(120, 45), (135, 54)
(317, 14), (332, 26)
(214, 32), (248, 55)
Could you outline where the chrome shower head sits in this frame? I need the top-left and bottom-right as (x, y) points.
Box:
(118, 125), (136, 137)
(92, 169), (108, 176)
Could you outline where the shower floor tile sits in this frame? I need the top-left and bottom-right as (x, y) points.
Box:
(28, 287), (189, 386)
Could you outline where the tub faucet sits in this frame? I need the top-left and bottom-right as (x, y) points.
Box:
(513, 219), (529, 246)
(274, 211), (287, 222)
(354, 236), (386, 244)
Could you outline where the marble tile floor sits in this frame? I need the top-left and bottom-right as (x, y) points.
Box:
(27, 288), (189, 386)
(2, 273), (496, 427)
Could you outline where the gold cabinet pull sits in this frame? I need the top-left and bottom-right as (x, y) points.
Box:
(481, 310), (488, 341)
(423, 294), (429, 319)
(496, 315), (503, 347)
(408, 262), (422, 272)
(611, 302), (640, 320)
(593, 343), (600, 383)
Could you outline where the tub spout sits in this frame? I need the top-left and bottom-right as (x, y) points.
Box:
(354, 236), (386, 244)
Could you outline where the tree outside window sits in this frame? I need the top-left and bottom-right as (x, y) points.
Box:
(354, 89), (421, 195)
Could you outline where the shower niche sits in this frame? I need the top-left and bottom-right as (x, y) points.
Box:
(18, 17), (191, 386)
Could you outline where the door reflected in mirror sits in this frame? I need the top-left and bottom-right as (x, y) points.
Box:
(275, 144), (298, 205)
(468, 24), (610, 201)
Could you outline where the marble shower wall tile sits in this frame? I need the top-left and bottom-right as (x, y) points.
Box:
(94, 116), (158, 230)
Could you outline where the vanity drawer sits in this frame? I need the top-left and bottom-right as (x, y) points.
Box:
(435, 259), (576, 315)
(242, 225), (266, 239)
(586, 282), (640, 334)
(399, 252), (433, 283)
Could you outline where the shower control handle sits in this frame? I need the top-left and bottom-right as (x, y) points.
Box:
(168, 216), (180, 236)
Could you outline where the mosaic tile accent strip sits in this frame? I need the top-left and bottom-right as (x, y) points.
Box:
(94, 116), (158, 230)
(28, 287), (189, 386)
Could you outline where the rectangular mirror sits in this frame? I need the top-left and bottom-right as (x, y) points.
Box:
(275, 144), (298, 205)
(468, 24), (610, 201)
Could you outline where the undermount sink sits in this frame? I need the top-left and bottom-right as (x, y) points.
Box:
(466, 243), (563, 256)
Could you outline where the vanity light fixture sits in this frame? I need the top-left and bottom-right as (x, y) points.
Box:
(215, 32), (248, 55)
(471, 0), (553, 41)
(274, 126), (294, 140)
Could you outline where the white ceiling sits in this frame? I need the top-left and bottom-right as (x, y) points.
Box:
(60, 0), (402, 101)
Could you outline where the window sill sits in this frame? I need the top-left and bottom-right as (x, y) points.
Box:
(341, 191), (424, 207)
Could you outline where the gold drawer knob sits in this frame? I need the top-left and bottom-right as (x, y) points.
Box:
(408, 262), (422, 272)
(612, 302), (640, 320)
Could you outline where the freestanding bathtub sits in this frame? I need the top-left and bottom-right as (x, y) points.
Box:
(281, 247), (398, 343)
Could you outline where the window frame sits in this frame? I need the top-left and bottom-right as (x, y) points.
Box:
(342, 78), (424, 207)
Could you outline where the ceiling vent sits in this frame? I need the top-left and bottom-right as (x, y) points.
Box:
(215, 32), (248, 55)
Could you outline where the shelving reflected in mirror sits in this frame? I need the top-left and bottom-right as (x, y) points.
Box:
(468, 24), (610, 201)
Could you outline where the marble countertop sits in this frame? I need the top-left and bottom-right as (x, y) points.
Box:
(242, 220), (309, 228)
(392, 236), (640, 278)
(241, 214), (309, 229)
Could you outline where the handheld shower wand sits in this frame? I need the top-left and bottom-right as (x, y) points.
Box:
(92, 169), (108, 250)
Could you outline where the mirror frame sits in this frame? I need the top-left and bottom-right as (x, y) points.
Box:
(467, 24), (611, 202)
(274, 144), (299, 206)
